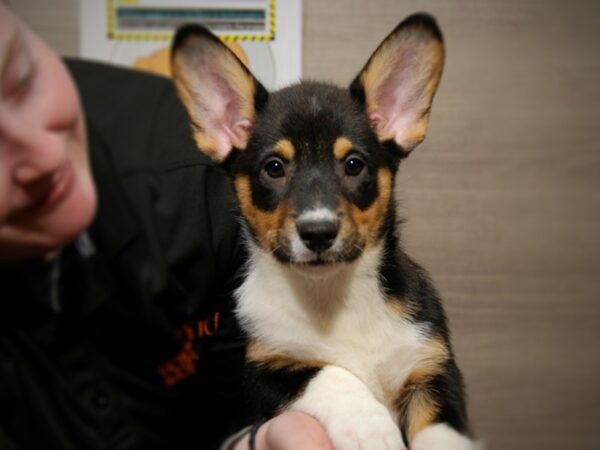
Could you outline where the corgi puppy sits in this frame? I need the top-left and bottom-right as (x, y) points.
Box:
(172, 13), (478, 450)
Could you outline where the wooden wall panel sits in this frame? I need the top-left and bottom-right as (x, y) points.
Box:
(304, 0), (600, 450)
(12, 0), (600, 448)
(301, 1), (600, 448)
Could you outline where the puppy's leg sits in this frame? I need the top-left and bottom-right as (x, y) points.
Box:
(292, 365), (406, 450)
(397, 358), (479, 449)
(243, 355), (323, 422)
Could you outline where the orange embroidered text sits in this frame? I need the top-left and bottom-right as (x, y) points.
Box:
(158, 311), (220, 387)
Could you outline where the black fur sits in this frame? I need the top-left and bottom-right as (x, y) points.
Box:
(244, 361), (321, 422)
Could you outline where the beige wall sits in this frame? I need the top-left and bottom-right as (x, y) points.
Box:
(13, 1), (600, 449)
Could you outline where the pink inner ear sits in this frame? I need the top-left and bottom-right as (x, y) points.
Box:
(368, 56), (426, 145)
(368, 112), (385, 136)
(200, 69), (253, 156)
(225, 117), (253, 150)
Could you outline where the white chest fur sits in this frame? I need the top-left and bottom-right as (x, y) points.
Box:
(235, 244), (430, 410)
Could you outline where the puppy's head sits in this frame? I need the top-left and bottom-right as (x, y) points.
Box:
(172, 14), (444, 273)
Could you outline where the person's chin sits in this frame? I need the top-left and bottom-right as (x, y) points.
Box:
(0, 166), (97, 261)
(31, 168), (98, 255)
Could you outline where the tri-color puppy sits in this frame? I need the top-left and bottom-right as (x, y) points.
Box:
(172, 13), (478, 450)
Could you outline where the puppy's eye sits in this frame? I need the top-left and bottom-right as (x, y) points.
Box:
(263, 157), (286, 178)
(344, 157), (365, 176)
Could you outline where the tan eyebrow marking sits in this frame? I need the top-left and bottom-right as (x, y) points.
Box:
(274, 139), (295, 160)
(333, 136), (353, 160)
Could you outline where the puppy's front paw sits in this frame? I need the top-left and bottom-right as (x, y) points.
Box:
(324, 398), (405, 450)
(291, 366), (405, 450)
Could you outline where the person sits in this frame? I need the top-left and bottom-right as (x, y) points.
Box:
(0, 4), (333, 450)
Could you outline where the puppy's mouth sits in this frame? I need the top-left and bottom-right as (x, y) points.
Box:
(272, 244), (361, 269)
(305, 258), (335, 267)
(271, 247), (337, 265)
(290, 257), (345, 278)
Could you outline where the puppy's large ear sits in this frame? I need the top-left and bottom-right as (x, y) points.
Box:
(171, 25), (268, 162)
(350, 13), (445, 156)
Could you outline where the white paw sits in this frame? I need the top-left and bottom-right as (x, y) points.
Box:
(291, 366), (406, 450)
(411, 423), (483, 450)
(324, 399), (405, 450)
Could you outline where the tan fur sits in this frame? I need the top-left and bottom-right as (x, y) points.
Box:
(411, 338), (450, 384)
(275, 139), (296, 160)
(395, 337), (450, 443)
(399, 387), (440, 443)
(333, 137), (354, 160)
(386, 297), (415, 321)
(234, 175), (290, 251)
(336, 201), (365, 250)
(348, 168), (393, 248)
(247, 340), (326, 372)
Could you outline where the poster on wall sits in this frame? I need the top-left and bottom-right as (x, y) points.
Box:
(80, 0), (301, 90)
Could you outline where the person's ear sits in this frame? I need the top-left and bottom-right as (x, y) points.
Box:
(350, 14), (445, 156)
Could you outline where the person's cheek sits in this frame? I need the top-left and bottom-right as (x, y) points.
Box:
(0, 193), (10, 223)
(28, 32), (80, 135)
(0, 155), (13, 223)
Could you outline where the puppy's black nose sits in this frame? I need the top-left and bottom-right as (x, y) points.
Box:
(296, 218), (340, 253)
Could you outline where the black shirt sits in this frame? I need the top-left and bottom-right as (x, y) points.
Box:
(0, 60), (249, 449)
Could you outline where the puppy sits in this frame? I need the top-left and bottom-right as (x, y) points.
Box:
(172, 13), (477, 450)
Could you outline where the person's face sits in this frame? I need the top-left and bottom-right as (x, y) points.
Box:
(0, 4), (96, 261)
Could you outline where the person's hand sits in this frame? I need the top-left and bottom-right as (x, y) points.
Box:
(233, 410), (333, 450)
